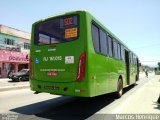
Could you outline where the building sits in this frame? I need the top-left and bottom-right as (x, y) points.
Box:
(0, 24), (30, 78)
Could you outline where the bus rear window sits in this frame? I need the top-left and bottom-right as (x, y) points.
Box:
(35, 15), (79, 45)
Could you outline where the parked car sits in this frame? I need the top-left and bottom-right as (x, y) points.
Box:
(11, 69), (29, 82)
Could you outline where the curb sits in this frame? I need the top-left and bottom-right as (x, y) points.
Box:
(0, 85), (30, 92)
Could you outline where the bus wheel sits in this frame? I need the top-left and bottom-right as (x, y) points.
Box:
(116, 78), (123, 98)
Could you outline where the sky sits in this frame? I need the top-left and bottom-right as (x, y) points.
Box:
(0, 0), (160, 67)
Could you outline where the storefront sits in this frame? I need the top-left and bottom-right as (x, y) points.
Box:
(0, 50), (29, 78)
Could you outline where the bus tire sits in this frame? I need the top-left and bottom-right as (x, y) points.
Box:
(116, 78), (123, 98)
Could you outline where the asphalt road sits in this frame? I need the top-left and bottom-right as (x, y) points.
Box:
(0, 74), (159, 120)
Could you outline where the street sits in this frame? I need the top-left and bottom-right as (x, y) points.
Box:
(0, 74), (160, 120)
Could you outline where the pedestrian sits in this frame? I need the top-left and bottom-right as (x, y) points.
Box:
(145, 69), (148, 78)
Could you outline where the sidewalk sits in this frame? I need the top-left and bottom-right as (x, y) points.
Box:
(113, 75), (160, 114)
(0, 78), (29, 92)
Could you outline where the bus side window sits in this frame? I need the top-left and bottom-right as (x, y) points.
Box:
(134, 55), (136, 64)
(129, 52), (132, 64)
(132, 53), (134, 64)
(91, 24), (100, 53)
(121, 45), (125, 61)
(135, 55), (137, 65)
(108, 36), (113, 57)
(113, 40), (118, 59)
(130, 52), (133, 64)
(100, 29), (107, 55)
(117, 43), (121, 60)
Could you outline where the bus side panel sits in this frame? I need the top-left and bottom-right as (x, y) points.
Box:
(87, 19), (109, 97)
(87, 14), (126, 97)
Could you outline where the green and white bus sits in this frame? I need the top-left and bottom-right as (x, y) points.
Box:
(30, 10), (139, 97)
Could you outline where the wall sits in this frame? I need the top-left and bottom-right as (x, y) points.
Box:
(0, 25), (30, 40)
(0, 24), (30, 53)
(0, 33), (18, 51)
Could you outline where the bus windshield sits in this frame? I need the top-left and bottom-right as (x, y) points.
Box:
(35, 15), (79, 45)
